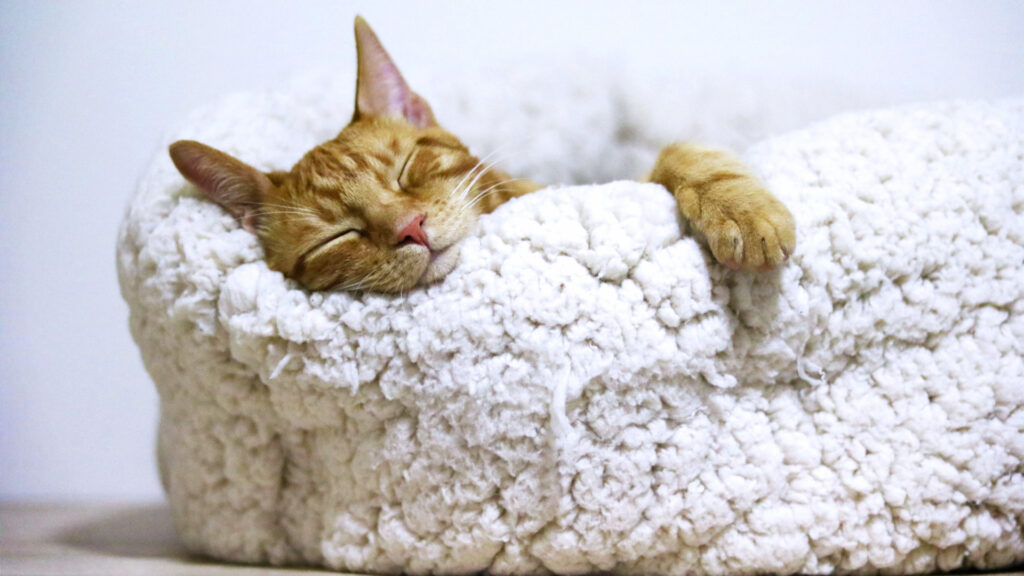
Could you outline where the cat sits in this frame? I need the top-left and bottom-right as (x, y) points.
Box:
(169, 16), (795, 293)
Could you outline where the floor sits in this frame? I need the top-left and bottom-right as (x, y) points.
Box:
(0, 502), (343, 575)
(2, 502), (1022, 576)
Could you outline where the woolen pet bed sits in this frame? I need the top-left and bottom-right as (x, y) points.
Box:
(118, 67), (1024, 574)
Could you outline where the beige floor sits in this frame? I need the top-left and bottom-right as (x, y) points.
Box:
(0, 502), (344, 575)
(2, 502), (1023, 576)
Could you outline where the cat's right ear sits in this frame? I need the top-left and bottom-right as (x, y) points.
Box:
(169, 140), (273, 234)
(352, 16), (437, 127)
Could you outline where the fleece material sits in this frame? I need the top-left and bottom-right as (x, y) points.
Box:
(117, 69), (1023, 574)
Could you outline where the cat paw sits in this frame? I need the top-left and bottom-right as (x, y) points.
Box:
(650, 142), (796, 271)
(700, 191), (796, 271)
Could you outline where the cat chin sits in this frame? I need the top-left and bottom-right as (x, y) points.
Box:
(418, 244), (461, 286)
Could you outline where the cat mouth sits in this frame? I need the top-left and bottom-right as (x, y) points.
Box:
(418, 243), (461, 285)
(428, 244), (450, 263)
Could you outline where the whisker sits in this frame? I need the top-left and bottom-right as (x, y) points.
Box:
(448, 139), (527, 202)
(255, 202), (315, 209)
(470, 178), (526, 201)
(263, 206), (321, 217)
(361, 266), (397, 293)
(463, 178), (527, 212)
(242, 201), (319, 213)
(248, 207), (315, 214)
(248, 210), (324, 218)
(334, 275), (368, 293)
(462, 192), (501, 214)
(450, 158), (488, 202)
(458, 156), (505, 203)
(242, 201), (323, 220)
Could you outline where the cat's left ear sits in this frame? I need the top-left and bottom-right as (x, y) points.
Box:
(169, 140), (273, 234)
(352, 16), (437, 127)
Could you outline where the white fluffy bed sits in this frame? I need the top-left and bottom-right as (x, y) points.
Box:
(117, 66), (1024, 575)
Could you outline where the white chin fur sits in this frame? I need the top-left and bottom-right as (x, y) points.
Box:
(418, 244), (461, 286)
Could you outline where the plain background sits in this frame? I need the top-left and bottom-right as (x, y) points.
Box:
(1, 1), (1022, 502)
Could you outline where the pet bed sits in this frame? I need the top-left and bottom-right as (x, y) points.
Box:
(117, 68), (1024, 574)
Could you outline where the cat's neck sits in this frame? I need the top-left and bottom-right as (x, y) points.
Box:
(476, 168), (541, 214)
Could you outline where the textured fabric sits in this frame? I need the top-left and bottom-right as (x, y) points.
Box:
(117, 69), (1024, 574)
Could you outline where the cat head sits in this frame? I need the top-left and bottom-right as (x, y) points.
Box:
(170, 17), (513, 293)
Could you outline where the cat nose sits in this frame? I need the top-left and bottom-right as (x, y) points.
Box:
(396, 213), (430, 249)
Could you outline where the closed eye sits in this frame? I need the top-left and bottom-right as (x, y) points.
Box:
(311, 228), (363, 253)
(398, 149), (415, 191)
(399, 139), (462, 190)
(293, 228), (364, 279)
(328, 228), (362, 243)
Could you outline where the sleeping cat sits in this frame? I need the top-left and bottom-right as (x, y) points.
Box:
(169, 17), (795, 293)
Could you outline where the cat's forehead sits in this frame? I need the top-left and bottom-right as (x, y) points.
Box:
(290, 121), (468, 195)
(292, 138), (398, 193)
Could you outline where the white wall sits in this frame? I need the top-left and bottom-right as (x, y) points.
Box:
(1, 0), (1022, 501)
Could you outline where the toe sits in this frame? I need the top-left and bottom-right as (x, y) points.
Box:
(758, 218), (785, 267)
(707, 218), (743, 268)
(740, 224), (766, 269)
(775, 213), (796, 261)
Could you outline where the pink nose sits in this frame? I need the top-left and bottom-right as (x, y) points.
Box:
(396, 214), (430, 249)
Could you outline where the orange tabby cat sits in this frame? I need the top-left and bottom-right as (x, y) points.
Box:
(170, 17), (795, 293)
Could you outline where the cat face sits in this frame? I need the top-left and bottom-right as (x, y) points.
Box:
(257, 120), (497, 292)
(169, 17), (516, 293)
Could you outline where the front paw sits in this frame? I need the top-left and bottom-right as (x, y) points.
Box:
(700, 188), (795, 271)
(651, 142), (796, 270)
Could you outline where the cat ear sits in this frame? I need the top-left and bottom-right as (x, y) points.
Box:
(352, 16), (437, 127)
(168, 140), (273, 234)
